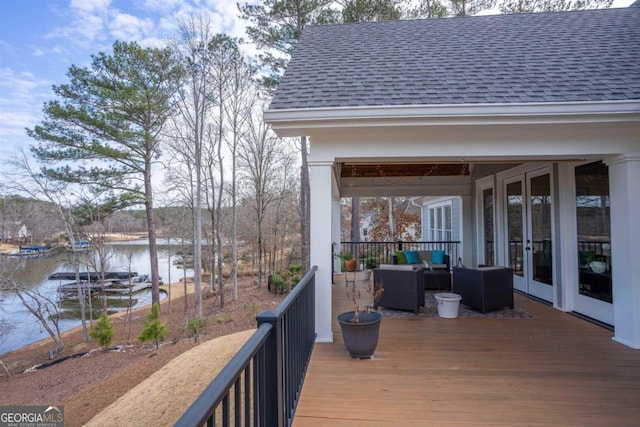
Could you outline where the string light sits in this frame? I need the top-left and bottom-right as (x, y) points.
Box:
(346, 163), (468, 187)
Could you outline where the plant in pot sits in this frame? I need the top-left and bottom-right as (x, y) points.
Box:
(360, 255), (379, 280)
(337, 252), (356, 272)
(337, 282), (384, 359)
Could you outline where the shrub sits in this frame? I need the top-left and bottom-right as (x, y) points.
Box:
(187, 317), (205, 342)
(138, 303), (167, 349)
(90, 312), (114, 351)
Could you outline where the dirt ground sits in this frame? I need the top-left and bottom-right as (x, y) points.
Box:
(0, 277), (285, 426)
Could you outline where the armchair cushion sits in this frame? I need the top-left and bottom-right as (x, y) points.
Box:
(394, 250), (407, 264)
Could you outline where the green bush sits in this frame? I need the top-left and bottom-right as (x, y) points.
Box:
(187, 317), (205, 342)
(90, 312), (114, 351)
(138, 303), (167, 349)
(269, 265), (303, 294)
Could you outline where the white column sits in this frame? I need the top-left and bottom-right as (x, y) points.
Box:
(310, 160), (335, 343)
(460, 195), (473, 267)
(332, 199), (341, 273)
(607, 153), (640, 349)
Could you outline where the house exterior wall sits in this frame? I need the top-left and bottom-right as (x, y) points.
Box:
(607, 153), (640, 348)
(268, 103), (640, 348)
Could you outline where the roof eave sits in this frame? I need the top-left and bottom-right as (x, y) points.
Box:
(264, 100), (640, 138)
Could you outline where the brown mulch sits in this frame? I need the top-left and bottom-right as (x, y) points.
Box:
(0, 278), (284, 427)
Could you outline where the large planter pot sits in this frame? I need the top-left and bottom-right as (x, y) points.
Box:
(337, 311), (382, 359)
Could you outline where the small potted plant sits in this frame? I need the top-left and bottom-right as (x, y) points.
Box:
(360, 255), (379, 280)
(336, 282), (384, 359)
(337, 252), (356, 272)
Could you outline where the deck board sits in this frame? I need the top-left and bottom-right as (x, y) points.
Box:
(293, 277), (640, 426)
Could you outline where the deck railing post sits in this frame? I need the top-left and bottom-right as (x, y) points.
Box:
(256, 310), (283, 427)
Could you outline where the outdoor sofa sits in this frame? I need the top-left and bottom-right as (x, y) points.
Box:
(392, 249), (451, 290)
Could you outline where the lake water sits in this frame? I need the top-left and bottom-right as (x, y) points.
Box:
(0, 240), (193, 355)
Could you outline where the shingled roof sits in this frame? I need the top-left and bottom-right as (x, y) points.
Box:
(268, 6), (640, 111)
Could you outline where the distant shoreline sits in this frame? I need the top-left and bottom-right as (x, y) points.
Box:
(0, 232), (148, 253)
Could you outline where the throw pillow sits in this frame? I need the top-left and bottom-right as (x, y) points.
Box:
(431, 250), (445, 264)
(404, 250), (420, 264)
(394, 250), (407, 264)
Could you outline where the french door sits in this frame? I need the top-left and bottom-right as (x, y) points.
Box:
(572, 161), (613, 325)
(504, 167), (554, 302)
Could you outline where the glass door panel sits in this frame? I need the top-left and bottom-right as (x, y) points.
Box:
(506, 181), (524, 278)
(530, 174), (553, 286)
(573, 161), (613, 325)
(483, 188), (494, 266)
(504, 169), (554, 302)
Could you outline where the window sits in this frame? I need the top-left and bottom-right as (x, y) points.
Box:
(428, 201), (452, 242)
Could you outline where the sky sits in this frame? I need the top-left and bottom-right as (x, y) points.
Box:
(0, 0), (251, 168)
(0, 0), (635, 183)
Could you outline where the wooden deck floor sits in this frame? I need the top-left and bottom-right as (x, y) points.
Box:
(292, 276), (640, 426)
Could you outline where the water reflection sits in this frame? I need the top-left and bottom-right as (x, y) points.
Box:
(0, 241), (192, 355)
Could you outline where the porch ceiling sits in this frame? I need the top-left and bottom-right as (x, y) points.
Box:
(340, 163), (470, 179)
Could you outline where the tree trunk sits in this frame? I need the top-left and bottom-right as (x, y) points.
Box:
(0, 359), (10, 378)
(231, 153), (238, 301)
(300, 136), (310, 270)
(388, 197), (396, 241)
(216, 97), (225, 308)
(15, 290), (64, 354)
(193, 136), (203, 318)
(351, 197), (360, 263)
(144, 166), (161, 313)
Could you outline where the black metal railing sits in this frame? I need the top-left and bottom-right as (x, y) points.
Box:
(577, 241), (611, 260)
(335, 240), (460, 270)
(174, 266), (317, 427)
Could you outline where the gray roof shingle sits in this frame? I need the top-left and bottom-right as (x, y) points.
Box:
(268, 7), (640, 110)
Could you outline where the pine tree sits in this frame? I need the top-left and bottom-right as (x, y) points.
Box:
(138, 303), (167, 349)
(90, 312), (114, 351)
(28, 41), (183, 312)
(499, 0), (612, 13)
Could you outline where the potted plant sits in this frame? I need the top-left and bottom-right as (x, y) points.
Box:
(337, 282), (384, 359)
(360, 255), (379, 280)
(337, 252), (356, 272)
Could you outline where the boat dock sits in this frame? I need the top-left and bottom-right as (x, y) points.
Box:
(55, 273), (159, 299)
(49, 271), (138, 281)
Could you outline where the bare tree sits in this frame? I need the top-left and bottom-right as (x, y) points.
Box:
(238, 112), (287, 289)
(171, 14), (222, 318)
(388, 197), (396, 241)
(5, 150), (89, 342)
(351, 197), (361, 262)
(0, 257), (64, 359)
(0, 318), (11, 376)
(224, 49), (257, 300)
(0, 273), (13, 376)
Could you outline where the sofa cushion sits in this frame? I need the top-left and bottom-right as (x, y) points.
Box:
(430, 263), (448, 269)
(379, 264), (424, 271)
(416, 250), (432, 263)
(431, 250), (445, 264)
(395, 250), (407, 264)
(404, 250), (420, 264)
